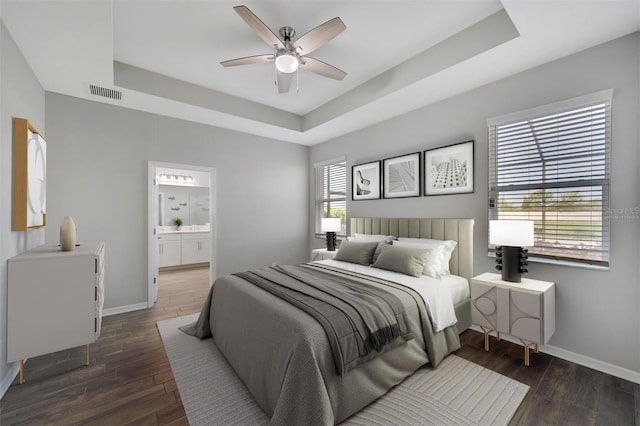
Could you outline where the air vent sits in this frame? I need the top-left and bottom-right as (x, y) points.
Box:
(89, 84), (122, 100)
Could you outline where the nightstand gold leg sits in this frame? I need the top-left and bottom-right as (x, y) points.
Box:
(19, 360), (25, 384)
(479, 326), (495, 351)
(519, 339), (538, 367)
(86, 344), (90, 366)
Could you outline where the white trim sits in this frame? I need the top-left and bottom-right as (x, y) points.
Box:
(0, 362), (21, 400)
(486, 88), (614, 126)
(469, 325), (640, 384)
(147, 161), (217, 309)
(103, 302), (148, 317)
(313, 156), (346, 169)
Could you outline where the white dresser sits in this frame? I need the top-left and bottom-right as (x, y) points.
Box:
(7, 241), (105, 383)
(471, 272), (555, 366)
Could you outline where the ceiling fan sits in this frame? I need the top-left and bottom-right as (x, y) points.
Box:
(220, 5), (347, 93)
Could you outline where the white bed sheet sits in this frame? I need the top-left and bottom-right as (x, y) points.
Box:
(441, 274), (470, 306)
(314, 259), (468, 332)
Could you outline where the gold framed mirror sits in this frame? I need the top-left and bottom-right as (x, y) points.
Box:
(13, 117), (47, 231)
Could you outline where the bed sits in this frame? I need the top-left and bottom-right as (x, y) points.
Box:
(350, 217), (473, 332)
(186, 217), (473, 425)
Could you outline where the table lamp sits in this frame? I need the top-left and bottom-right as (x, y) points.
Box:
(321, 218), (342, 251)
(490, 220), (534, 283)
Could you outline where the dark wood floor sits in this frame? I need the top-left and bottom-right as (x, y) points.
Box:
(457, 331), (639, 425)
(1, 267), (638, 425)
(0, 267), (210, 425)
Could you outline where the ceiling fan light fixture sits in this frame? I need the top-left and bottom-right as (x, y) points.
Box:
(275, 51), (299, 73)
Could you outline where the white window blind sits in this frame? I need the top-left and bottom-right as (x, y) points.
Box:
(315, 160), (346, 235)
(488, 90), (612, 267)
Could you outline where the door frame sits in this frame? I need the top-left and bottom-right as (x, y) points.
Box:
(147, 161), (216, 307)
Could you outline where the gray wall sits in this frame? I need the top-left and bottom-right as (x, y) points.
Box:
(0, 21), (46, 393)
(44, 94), (310, 309)
(309, 33), (640, 374)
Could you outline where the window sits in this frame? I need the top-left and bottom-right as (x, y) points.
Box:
(315, 159), (346, 235)
(488, 90), (612, 267)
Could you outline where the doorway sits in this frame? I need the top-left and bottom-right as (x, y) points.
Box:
(147, 161), (216, 307)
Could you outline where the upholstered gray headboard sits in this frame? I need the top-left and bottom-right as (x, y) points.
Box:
(350, 217), (474, 282)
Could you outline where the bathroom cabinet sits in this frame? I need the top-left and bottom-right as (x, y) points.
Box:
(158, 231), (210, 267)
(181, 232), (211, 264)
(158, 233), (181, 267)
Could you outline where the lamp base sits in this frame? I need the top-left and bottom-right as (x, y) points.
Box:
(326, 232), (337, 251)
(496, 246), (526, 283)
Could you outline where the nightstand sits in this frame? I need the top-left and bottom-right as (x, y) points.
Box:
(311, 248), (338, 261)
(471, 272), (555, 366)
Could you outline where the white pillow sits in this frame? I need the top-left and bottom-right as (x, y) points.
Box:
(394, 238), (457, 276)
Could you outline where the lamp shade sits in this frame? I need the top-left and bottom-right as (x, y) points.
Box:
(275, 52), (299, 73)
(321, 218), (342, 233)
(490, 220), (534, 247)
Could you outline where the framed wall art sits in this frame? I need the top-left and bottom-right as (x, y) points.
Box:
(352, 161), (381, 200)
(383, 152), (421, 199)
(424, 140), (474, 196)
(13, 117), (47, 230)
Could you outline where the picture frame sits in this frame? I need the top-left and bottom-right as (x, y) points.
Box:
(13, 117), (47, 230)
(424, 140), (474, 196)
(352, 161), (381, 200)
(383, 152), (421, 199)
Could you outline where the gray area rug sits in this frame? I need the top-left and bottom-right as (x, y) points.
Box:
(157, 313), (529, 426)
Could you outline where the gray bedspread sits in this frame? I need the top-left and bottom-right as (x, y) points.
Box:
(235, 264), (414, 376)
(183, 263), (461, 425)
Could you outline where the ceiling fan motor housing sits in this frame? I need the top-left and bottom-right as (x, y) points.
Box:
(278, 26), (295, 42)
(275, 27), (300, 73)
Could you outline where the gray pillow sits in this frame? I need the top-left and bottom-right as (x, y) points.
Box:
(333, 240), (380, 265)
(372, 240), (392, 263)
(371, 244), (432, 277)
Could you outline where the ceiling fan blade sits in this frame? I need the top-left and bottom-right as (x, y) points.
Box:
(220, 54), (274, 67)
(276, 71), (294, 93)
(293, 17), (346, 55)
(299, 57), (346, 80)
(233, 5), (284, 50)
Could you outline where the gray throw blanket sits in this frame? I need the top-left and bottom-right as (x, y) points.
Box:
(234, 264), (414, 376)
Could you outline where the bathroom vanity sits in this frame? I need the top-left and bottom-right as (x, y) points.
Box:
(157, 227), (210, 268)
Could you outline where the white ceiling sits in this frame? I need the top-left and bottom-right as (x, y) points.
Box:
(2, 1), (639, 146)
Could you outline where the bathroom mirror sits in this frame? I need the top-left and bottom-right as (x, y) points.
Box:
(158, 185), (210, 226)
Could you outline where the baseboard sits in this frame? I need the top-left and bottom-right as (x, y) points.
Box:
(102, 302), (148, 317)
(541, 343), (640, 385)
(469, 325), (640, 384)
(0, 362), (21, 400)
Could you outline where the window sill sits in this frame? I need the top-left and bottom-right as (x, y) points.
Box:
(314, 233), (346, 239)
(488, 252), (609, 271)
